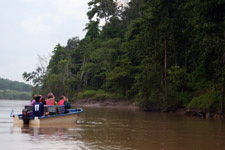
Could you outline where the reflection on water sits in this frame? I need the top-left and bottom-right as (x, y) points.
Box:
(1, 100), (225, 150)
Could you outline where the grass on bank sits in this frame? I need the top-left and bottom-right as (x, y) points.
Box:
(76, 89), (126, 101)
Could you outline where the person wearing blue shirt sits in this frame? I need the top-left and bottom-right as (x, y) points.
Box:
(33, 95), (44, 117)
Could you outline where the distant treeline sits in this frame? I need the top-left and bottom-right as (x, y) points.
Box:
(23, 0), (225, 113)
(0, 90), (31, 100)
(0, 78), (32, 100)
(0, 78), (32, 92)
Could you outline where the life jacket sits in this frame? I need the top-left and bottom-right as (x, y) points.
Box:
(46, 99), (55, 105)
(58, 99), (65, 106)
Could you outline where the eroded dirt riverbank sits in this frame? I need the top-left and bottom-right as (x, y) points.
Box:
(73, 99), (140, 110)
(73, 99), (225, 119)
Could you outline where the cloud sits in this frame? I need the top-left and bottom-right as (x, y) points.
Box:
(0, 0), (90, 82)
(56, 0), (78, 16)
(21, 0), (89, 33)
(21, 15), (51, 34)
(54, 0), (89, 19)
(24, 0), (37, 2)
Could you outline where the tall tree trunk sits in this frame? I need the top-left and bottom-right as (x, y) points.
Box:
(222, 35), (225, 115)
(125, 81), (128, 100)
(185, 48), (187, 68)
(224, 31), (225, 39)
(161, 69), (164, 88)
(84, 72), (88, 90)
(79, 57), (86, 91)
(221, 52), (225, 115)
(164, 39), (168, 102)
(221, 85), (224, 115)
(173, 34), (177, 66)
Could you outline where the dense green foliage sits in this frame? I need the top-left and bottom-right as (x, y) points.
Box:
(77, 89), (125, 100)
(188, 91), (220, 113)
(23, 0), (225, 113)
(0, 78), (32, 100)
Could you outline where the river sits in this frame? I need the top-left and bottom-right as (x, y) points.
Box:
(1, 100), (225, 150)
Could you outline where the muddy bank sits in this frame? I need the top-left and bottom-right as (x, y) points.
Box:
(72, 99), (225, 119)
(73, 99), (140, 110)
(185, 109), (225, 119)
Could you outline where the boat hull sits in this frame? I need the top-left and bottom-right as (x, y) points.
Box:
(13, 108), (83, 127)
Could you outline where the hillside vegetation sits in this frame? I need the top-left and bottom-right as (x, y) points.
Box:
(0, 78), (32, 100)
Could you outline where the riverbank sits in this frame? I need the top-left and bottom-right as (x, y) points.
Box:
(73, 99), (140, 110)
(73, 99), (225, 119)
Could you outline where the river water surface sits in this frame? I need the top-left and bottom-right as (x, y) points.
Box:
(1, 100), (225, 150)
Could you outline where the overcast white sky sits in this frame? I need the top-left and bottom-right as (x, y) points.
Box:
(0, 0), (90, 83)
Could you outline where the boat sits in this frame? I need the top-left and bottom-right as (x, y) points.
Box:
(12, 106), (83, 127)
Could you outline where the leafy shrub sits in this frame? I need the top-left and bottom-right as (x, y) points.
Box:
(77, 90), (100, 99)
(187, 91), (220, 113)
(167, 86), (193, 109)
(137, 98), (162, 111)
(134, 91), (163, 111)
(94, 92), (125, 100)
(76, 89), (125, 100)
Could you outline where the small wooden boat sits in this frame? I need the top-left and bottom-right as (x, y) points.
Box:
(13, 108), (83, 127)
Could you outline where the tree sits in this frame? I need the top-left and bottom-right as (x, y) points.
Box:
(87, 0), (118, 22)
(23, 55), (48, 87)
(42, 38), (82, 98)
(84, 20), (100, 41)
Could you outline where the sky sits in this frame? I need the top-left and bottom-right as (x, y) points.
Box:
(0, 0), (90, 83)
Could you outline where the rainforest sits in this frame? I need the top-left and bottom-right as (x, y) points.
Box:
(23, 0), (225, 114)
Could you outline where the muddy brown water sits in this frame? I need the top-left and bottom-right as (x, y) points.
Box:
(1, 100), (225, 150)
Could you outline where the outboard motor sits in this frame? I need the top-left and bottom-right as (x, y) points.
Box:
(22, 109), (30, 125)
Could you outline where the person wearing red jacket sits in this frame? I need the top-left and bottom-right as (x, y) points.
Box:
(58, 95), (71, 113)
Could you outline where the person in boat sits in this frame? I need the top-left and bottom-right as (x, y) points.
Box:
(33, 95), (44, 117)
(45, 93), (60, 113)
(45, 93), (56, 105)
(30, 95), (38, 105)
(58, 95), (71, 113)
(40, 95), (46, 105)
